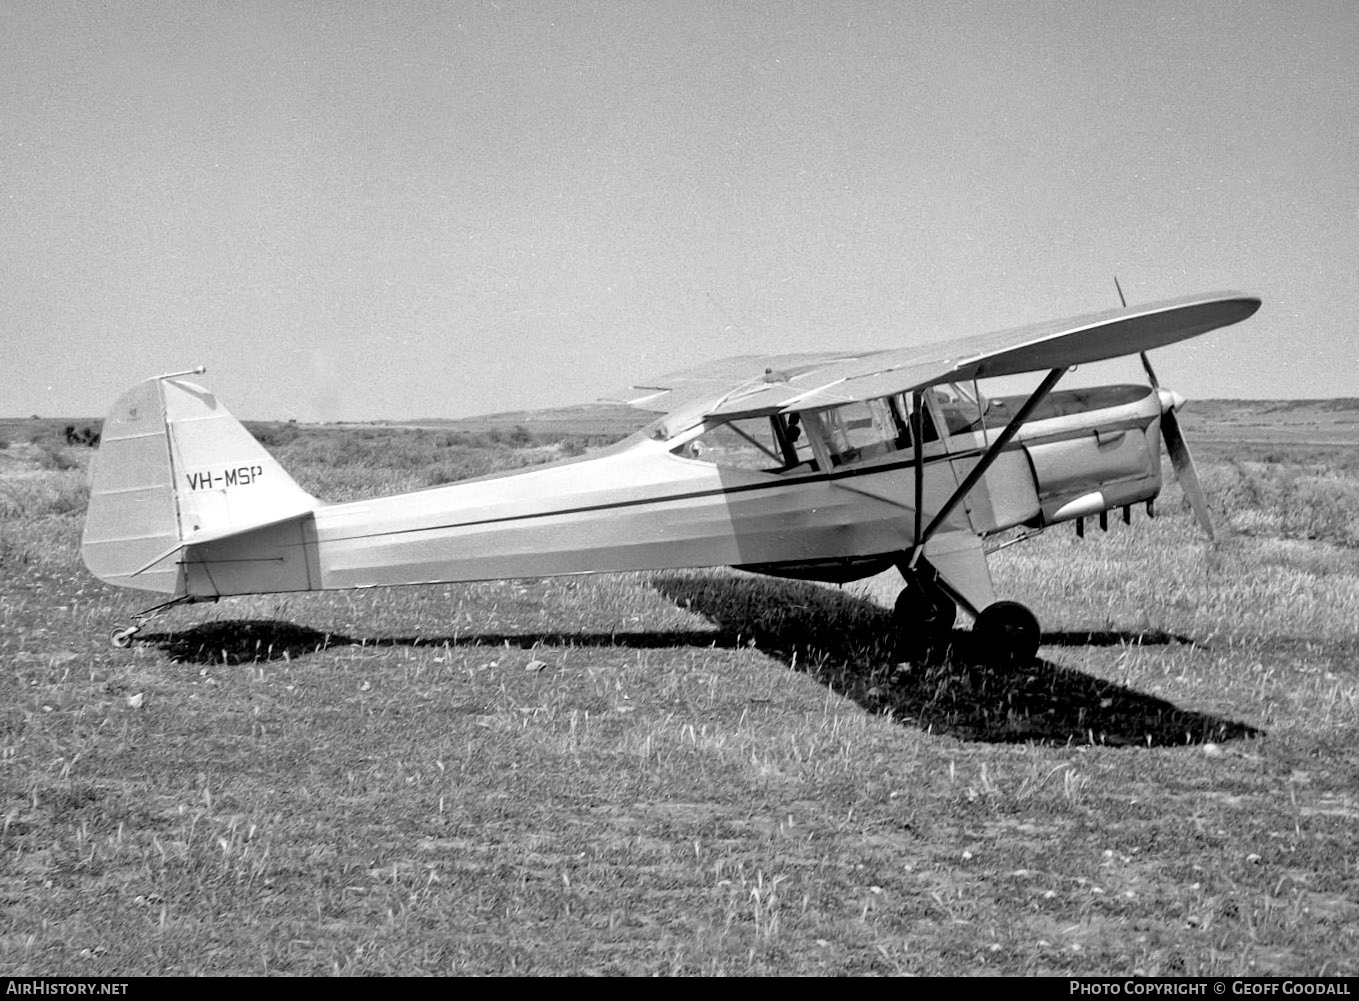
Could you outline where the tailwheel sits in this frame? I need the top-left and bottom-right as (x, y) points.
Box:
(972, 600), (1041, 665)
(109, 626), (139, 649)
(893, 574), (956, 654)
(107, 594), (205, 650)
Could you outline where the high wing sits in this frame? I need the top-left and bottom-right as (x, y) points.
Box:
(615, 291), (1260, 434)
(605, 350), (869, 413)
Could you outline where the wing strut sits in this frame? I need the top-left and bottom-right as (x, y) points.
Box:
(911, 389), (926, 546)
(907, 367), (1068, 568)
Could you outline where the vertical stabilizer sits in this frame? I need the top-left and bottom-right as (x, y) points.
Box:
(82, 376), (317, 594)
(159, 379), (316, 538)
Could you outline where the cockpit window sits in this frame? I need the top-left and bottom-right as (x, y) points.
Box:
(674, 417), (784, 471)
(674, 414), (819, 473)
(929, 383), (986, 436)
(810, 385), (987, 467)
(817, 397), (908, 467)
(671, 383), (990, 473)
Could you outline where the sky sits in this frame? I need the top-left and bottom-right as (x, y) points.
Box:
(3, 1), (1356, 421)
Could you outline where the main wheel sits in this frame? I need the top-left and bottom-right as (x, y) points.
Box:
(972, 601), (1041, 664)
(894, 577), (956, 650)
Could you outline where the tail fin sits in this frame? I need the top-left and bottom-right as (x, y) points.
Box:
(82, 373), (317, 594)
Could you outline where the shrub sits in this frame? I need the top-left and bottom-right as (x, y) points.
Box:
(245, 422), (302, 449)
(35, 441), (79, 472)
(0, 475), (89, 519)
(63, 424), (101, 447)
(1207, 459), (1359, 548)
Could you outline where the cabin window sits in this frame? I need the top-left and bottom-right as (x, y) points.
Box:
(775, 413), (817, 469)
(675, 417), (786, 471)
(675, 414), (823, 472)
(817, 398), (906, 467)
(929, 383), (985, 436)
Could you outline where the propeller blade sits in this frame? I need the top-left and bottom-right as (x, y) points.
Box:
(1161, 405), (1215, 542)
(1140, 350), (1161, 389)
(1128, 281), (1214, 543)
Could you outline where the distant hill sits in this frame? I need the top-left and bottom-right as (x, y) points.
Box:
(1178, 399), (1359, 448)
(364, 403), (654, 439)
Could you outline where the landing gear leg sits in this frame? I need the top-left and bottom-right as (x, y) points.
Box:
(893, 563), (956, 656)
(109, 595), (205, 649)
(972, 600), (1041, 665)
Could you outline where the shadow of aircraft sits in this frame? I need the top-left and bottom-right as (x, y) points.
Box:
(143, 619), (734, 662)
(651, 573), (1258, 748)
(142, 571), (1258, 747)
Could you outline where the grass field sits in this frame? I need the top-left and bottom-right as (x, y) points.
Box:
(1, 402), (1356, 975)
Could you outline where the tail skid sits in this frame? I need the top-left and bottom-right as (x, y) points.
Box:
(82, 372), (318, 596)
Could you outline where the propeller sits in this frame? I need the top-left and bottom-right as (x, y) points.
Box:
(1141, 352), (1215, 542)
(1113, 279), (1215, 542)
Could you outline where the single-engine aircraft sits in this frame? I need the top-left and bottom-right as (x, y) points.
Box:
(83, 291), (1260, 661)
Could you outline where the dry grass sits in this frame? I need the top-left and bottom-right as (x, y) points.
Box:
(0, 413), (1356, 975)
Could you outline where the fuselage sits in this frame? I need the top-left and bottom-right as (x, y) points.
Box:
(178, 383), (1168, 598)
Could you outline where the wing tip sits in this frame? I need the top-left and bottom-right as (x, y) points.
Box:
(1178, 289), (1261, 315)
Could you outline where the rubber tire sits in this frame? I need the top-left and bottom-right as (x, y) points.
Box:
(110, 628), (135, 649)
(972, 600), (1041, 665)
(894, 579), (956, 649)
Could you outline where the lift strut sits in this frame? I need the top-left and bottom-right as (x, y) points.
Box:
(908, 366), (1067, 569)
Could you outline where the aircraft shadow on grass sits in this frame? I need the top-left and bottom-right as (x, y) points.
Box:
(145, 573), (1258, 748)
(651, 574), (1259, 747)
